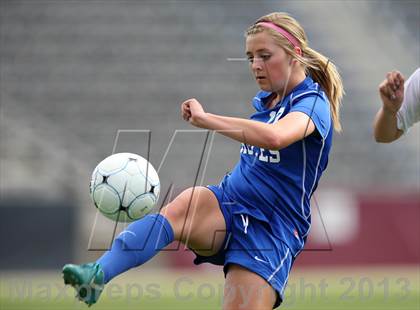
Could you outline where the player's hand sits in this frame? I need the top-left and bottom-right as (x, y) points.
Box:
(379, 70), (405, 114)
(181, 98), (207, 127)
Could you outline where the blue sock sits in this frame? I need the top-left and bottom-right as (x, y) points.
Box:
(96, 214), (174, 283)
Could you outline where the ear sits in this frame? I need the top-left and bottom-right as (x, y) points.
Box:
(288, 47), (302, 67)
(294, 46), (302, 56)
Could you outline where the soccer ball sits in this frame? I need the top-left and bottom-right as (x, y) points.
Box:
(89, 153), (160, 222)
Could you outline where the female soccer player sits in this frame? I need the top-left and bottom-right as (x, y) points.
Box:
(63, 12), (343, 309)
(374, 68), (420, 143)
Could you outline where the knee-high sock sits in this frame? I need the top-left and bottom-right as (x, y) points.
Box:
(96, 213), (174, 283)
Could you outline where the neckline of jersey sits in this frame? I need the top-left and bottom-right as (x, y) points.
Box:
(253, 75), (314, 112)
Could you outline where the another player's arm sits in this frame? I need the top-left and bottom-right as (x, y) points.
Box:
(373, 71), (405, 143)
(373, 108), (403, 143)
(181, 98), (315, 150)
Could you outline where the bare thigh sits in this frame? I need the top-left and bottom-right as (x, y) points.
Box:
(223, 264), (277, 310)
(160, 186), (226, 257)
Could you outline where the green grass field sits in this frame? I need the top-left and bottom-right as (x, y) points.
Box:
(1, 266), (418, 309)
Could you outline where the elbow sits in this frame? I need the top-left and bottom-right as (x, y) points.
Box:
(373, 129), (396, 144)
(377, 137), (399, 144)
(375, 135), (392, 143)
(375, 137), (391, 144)
(265, 133), (284, 150)
(373, 132), (387, 143)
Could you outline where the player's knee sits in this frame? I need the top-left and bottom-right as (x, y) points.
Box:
(161, 201), (186, 227)
(160, 206), (182, 239)
(159, 189), (193, 239)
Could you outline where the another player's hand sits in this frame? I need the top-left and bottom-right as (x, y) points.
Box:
(379, 70), (405, 114)
(181, 98), (207, 127)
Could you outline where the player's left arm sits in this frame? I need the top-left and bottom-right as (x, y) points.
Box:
(374, 68), (420, 142)
(181, 98), (315, 150)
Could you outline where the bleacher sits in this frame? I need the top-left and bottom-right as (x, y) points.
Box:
(0, 1), (418, 264)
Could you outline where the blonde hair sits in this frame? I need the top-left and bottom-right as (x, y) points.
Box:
(246, 12), (344, 132)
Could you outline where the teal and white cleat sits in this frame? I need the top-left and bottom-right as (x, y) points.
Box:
(62, 262), (105, 306)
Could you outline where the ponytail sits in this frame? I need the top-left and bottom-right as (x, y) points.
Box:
(303, 47), (344, 132)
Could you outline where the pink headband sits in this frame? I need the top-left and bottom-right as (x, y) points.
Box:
(256, 21), (300, 48)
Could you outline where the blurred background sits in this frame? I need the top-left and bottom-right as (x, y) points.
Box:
(0, 0), (418, 309)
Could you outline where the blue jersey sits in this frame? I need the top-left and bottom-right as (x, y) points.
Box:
(222, 76), (333, 256)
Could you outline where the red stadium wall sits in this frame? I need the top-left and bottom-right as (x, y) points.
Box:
(295, 191), (419, 267)
(168, 190), (419, 268)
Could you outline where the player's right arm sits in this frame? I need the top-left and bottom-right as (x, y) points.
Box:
(373, 70), (405, 143)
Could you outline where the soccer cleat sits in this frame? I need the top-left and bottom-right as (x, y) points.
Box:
(62, 262), (105, 306)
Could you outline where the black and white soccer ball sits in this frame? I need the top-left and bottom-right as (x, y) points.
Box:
(89, 153), (160, 222)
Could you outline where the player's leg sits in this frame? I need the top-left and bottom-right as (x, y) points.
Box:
(96, 186), (225, 281)
(223, 264), (277, 310)
(63, 186), (226, 305)
(161, 186), (227, 256)
(63, 212), (176, 305)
